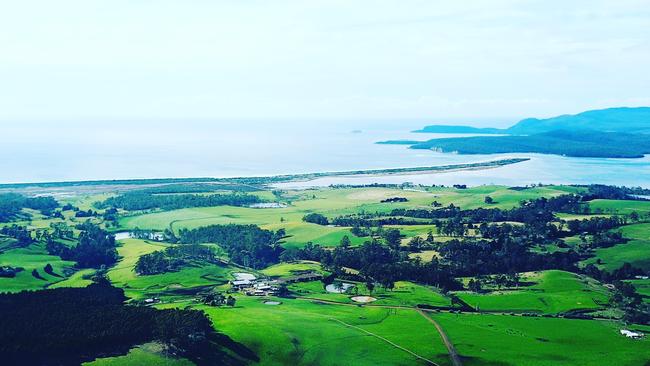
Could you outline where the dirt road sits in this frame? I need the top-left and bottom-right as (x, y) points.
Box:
(417, 310), (463, 366)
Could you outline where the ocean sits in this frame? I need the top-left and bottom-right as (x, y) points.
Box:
(2, 120), (649, 188)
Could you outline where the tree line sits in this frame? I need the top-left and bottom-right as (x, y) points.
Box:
(46, 222), (118, 268)
(135, 244), (219, 275)
(0, 193), (58, 222)
(0, 282), (257, 366)
(177, 224), (285, 269)
(97, 191), (263, 211)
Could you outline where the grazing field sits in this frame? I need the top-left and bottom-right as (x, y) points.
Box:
(118, 186), (574, 249)
(2, 183), (650, 365)
(433, 312), (650, 366)
(583, 223), (650, 270)
(0, 243), (77, 292)
(198, 296), (452, 366)
(107, 238), (230, 300)
(588, 199), (650, 215)
(628, 279), (650, 303)
(289, 280), (452, 308)
(456, 270), (610, 314)
(260, 260), (325, 277)
(84, 344), (194, 366)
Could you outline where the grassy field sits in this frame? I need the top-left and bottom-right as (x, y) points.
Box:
(628, 278), (650, 303)
(260, 260), (326, 277)
(3, 185), (650, 366)
(84, 344), (194, 366)
(0, 242), (78, 292)
(583, 223), (650, 271)
(289, 279), (452, 307)
(117, 186), (573, 250)
(434, 312), (650, 366)
(588, 199), (650, 215)
(194, 296), (452, 366)
(456, 270), (610, 314)
(107, 238), (231, 300)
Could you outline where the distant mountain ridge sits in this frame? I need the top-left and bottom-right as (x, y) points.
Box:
(415, 107), (650, 135)
(407, 130), (650, 158)
(414, 125), (503, 134)
(380, 107), (650, 158)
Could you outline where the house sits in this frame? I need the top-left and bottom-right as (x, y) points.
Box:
(277, 272), (323, 284)
(620, 330), (644, 339)
(143, 297), (160, 305)
(231, 279), (252, 289)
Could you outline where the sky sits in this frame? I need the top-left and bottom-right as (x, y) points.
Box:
(1, 0), (649, 124)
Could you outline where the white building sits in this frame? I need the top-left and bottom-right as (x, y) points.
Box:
(620, 329), (644, 339)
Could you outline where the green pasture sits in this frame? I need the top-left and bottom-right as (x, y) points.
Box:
(456, 270), (610, 314)
(198, 296), (451, 366)
(0, 242), (77, 293)
(433, 312), (650, 366)
(583, 223), (650, 270)
(627, 278), (650, 303)
(84, 344), (194, 366)
(289, 279), (451, 307)
(260, 260), (325, 277)
(107, 238), (230, 300)
(588, 199), (650, 215)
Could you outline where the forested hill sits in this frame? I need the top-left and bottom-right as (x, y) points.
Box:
(507, 107), (650, 134)
(414, 107), (650, 135)
(402, 130), (650, 158)
(413, 125), (503, 134)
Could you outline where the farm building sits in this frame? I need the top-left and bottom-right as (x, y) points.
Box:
(277, 272), (323, 284)
(231, 279), (253, 289)
(620, 330), (644, 339)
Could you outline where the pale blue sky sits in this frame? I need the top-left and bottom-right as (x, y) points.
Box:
(1, 0), (649, 123)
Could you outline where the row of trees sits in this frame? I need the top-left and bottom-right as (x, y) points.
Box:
(135, 244), (218, 275)
(0, 193), (58, 222)
(281, 240), (462, 291)
(46, 223), (118, 268)
(0, 225), (33, 247)
(97, 192), (262, 211)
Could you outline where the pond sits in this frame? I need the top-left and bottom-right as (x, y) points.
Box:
(325, 283), (355, 293)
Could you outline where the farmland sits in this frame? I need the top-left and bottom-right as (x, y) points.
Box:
(1, 183), (650, 365)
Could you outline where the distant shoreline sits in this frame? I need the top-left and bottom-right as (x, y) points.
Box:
(0, 158), (529, 189)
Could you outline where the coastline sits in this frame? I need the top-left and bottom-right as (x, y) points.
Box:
(0, 158), (529, 190)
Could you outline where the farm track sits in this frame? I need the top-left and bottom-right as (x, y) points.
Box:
(418, 310), (463, 366)
(329, 318), (440, 366)
(297, 297), (462, 365)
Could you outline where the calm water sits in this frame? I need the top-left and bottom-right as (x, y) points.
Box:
(1, 120), (649, 188)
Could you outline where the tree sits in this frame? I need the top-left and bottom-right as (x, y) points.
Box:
(366, 280), (375, 295)
(226, 295), (236, 307)
(322, 273), (335, 289)
(408, 236), (424, 252)
(426, 230), (435, 244)
(340, 235), (351, 248)
(383, 229), (402, 250)
(277, 284), (290, 298)
(467, 278), (482, 293)
(484, 196), (494, 204)
(334, 282), (344, 293)
(302, 213), (329, 225)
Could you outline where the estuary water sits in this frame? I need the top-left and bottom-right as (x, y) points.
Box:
(1, 120), (649, 188)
